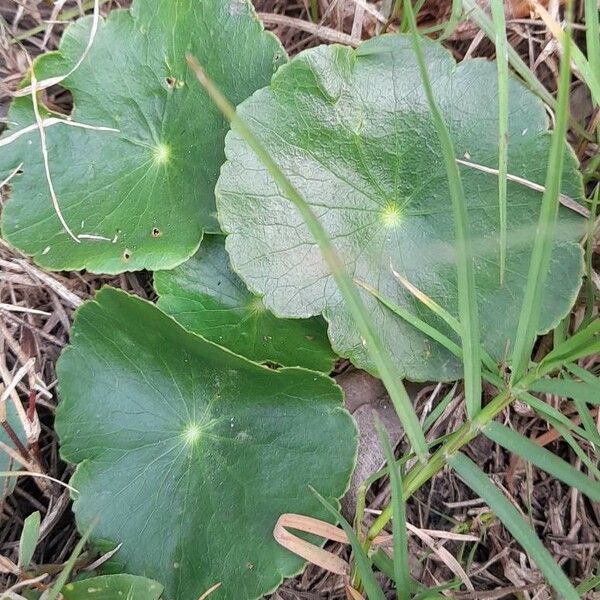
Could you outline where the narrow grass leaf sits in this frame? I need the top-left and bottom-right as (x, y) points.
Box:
(374, 417), (411, 600)
(484, 421), (600, 501)
(577, 572), (600, 594)
(571, 395), (600, 448)
(510, 6), (572, 382)
(391, 269), (497, 373)
(490, 0), (509, 285)
(448, 452), (579, 599)
(528, 377), (600, 405)
(311, 487), (386, 600)
(355, 279), (463, 360)
(517, 390), (593, 444)
(186, 56), (429, 461)
(18, 511), (40, 569)
(554, 422), (600, 480)
(46, 521), (96, 600)
(584, 0), (599, 101)
(585, 186), (599, 320)
(404, 0), (482, 417)
(438, 0), (462, 40)
(538, 319), (600, 373)
(565, 363), (600, 389)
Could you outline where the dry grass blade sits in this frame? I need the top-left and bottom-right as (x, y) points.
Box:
(456, 158), (590, 217)
(197, 582), (222, 600)
(14, 0), (101, 97)
(406, 523), (474, 591)
(273, 514), (349, 576)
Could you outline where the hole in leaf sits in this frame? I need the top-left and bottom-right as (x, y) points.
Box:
(152, 227), (161, 237)
(42, 84), (74, 116)
(123, 250), (131, 261)
(165, 76), (176, 89)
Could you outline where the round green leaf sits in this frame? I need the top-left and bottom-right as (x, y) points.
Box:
(55, 287), (357, 600)
(61, 574), (163, 600)
(155, 234), (336, 371)
(216, 35), (585, 382)
(0, 0), (286, 273)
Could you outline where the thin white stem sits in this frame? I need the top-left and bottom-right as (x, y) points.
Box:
(0, 163), (23, 189)
(30, 71), (80, 242)
(0, 119), (118, 149)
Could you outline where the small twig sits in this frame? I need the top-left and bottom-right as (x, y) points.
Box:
(15, 258), (83, 309)
(1, 420), (32, 463)
(0, 303), (50, 316)
(259, 13), (358, 46)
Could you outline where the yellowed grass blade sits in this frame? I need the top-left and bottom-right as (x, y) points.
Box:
(273, 514), (350, 576)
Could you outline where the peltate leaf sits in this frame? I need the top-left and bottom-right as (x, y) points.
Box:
(55, 287), (357, 600)
(61, 574), (163, 599)
(0, 0), (286, 273)
(216, 35), (585, 381)
(154, 234), (336, 370)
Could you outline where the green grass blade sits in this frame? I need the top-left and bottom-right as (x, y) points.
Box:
(517, 390), (594, 444)
(375, 417), (411, 600)
(448, 452), (579, 599)
(490, 0), (509, 285)
(585, 185), (599, 321)
(571, 395), (600, 448)
(577, 571), (600, 594)
(565, 362), (600, 389)
(509, 3), (572, 382)
(438, 0), (462, 40)
(186, 57), (428, 461)
(46, 521), (96, 600)
(404, 0), (482, 417)
(391, 270), (498, 373)
(18, 511), (41, 569)
(585, 0), (600, 74)
(538, 319), (600, 373)
(311, 487), (386, 600)
(484, 421), (600, 501)
(355, 279), (464, 360)
(554, 421), (600, 480)
(528, 377), (600, 404)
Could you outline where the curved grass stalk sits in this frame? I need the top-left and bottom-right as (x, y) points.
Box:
(490, 0), (509, 285)
(404, 0), (482, 418)
(509, 0), (573, 382)
(186, 55), (429, 462)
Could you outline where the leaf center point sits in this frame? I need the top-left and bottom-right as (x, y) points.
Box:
(381, 202), (402, 228)
(153, 143), (171, 165)
(182, 422), (202, 445)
